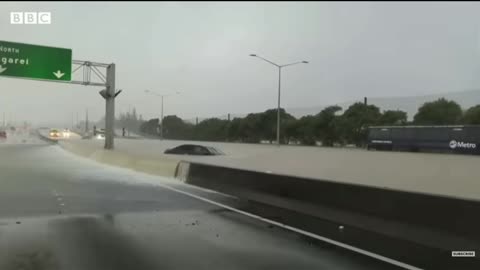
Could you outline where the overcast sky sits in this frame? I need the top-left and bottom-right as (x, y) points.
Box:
(1, 2), (480, 126)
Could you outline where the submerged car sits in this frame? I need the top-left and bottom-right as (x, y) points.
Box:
(164, 144), (224, 156)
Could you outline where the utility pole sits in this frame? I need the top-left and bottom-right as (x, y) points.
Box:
(160, 95), (164, 140)
(85, 109), (89, 133)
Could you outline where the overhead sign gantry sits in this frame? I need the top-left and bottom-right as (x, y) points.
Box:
(0, 40), (119, 149)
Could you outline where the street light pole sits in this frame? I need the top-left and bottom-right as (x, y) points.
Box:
(250, 54), (308, 146)
(145, 90), (180, 141)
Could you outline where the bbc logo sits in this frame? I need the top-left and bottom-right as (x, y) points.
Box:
(10, 12), (51, 24)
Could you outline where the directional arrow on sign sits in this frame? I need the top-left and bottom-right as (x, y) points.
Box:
(53, 70), (65, 79)
(0, 65), (7, 74)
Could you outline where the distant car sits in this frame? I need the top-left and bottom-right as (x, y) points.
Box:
(49, 129), (61, 138)
(96, 129), (105, 140)
(62, 128), (71, 138)
(164, 144), (224, 156)
(0, 131), (6, 140)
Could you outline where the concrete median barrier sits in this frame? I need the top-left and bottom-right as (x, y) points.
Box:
(177, 161), (480, 235)
(59, 140), (179, 178)
(175, 160), (480, 269)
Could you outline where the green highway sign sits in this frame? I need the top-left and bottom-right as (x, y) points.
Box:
(0, 40), (72, 81)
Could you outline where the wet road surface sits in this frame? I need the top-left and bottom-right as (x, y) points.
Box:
(0, 139), (406, 270)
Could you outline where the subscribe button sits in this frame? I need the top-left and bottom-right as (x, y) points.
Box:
(452, 251), (475, 257)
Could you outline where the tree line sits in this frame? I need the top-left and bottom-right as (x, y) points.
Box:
(110, 98), (480, 146)
(94, 108), (144, 135)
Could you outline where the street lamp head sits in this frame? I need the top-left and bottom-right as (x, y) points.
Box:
(249, 54), (257, 57)
(302, 61), (309, 64)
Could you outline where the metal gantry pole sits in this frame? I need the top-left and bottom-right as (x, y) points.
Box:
(104, 63), (115, 150)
